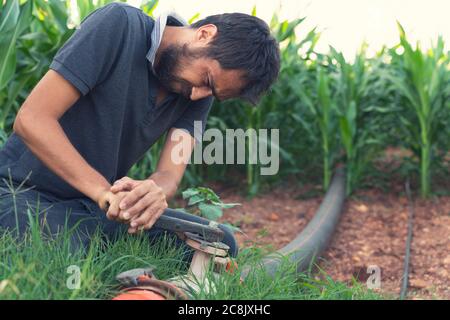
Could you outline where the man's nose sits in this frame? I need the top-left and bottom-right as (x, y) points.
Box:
(190, 87), (212, 100)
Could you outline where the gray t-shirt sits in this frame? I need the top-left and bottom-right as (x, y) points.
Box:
(0, 2), (213, 200)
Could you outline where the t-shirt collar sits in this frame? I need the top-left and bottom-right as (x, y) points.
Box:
(147, 12), (187, 74)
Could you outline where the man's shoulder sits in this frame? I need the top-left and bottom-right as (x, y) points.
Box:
(102, 2), (155, 24)
(87, 2), (155, 48)
(100, 2), (140, 14)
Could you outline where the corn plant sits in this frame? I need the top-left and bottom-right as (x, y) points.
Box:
(0, 0), (86, 130)
(298, 65), (338, 190)
(0, 0), (31, 90)
(0, 0), (159, 131)
(388, 23), (450, 197)
(328, 46), (389, 195)
(0, 0), (33, 130)
(230, 13), (312, 196)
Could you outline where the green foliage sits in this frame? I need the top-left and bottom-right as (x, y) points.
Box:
(0, 0), (33, 130)
(329, 45), (389, 194)
(0, 0), (158, 132)
(0, 227), (188, 299)
(140, 0), (158, 16)
(0, 226), (380, 299)
(387, 23), (450, 197)
(0, 127), (7, 147)
(298, 65), (338, 190)
(296, 44), (392, 194)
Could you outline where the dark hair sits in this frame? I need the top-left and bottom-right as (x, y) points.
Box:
(190, 13), (280, 105)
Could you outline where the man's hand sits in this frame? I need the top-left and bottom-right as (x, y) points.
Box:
(97, 189), (131, 222)
(109, 127), (194, 233)
(110, 176), (143, 194)
(110, 177), (168, 233)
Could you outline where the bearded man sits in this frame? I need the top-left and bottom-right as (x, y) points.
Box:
(0, 2), (280, 257)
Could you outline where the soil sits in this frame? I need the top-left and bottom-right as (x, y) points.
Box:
(319, 189), (450, 300)
(196, 148), (450, 300)
(216, 183), (323, 250)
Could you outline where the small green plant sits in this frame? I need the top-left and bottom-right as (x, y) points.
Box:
(181, 187), (240, 221)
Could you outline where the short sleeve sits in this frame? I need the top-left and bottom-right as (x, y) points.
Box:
(49, 3), (128, 95)
(172, 97), (214, 143)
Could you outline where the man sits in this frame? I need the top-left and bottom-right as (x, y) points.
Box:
(0, 3), (280, 256)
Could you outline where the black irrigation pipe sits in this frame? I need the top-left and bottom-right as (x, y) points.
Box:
(400, 179), (415, 300)
(240, 167), (346, 279)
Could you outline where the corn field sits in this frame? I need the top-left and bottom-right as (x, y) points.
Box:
(1, 0), (449, 198)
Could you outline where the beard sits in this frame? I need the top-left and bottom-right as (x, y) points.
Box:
(153, 44), (200, 100)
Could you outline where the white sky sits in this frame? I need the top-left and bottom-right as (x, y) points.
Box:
(128, 0), (450, 58)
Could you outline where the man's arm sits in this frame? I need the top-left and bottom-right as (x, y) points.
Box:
(149, 127), (196, 200)
(111, 127), (196, 232)
(112, 127), (195, 200)
(13, 70), (111, 205)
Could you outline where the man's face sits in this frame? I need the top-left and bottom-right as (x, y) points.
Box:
(153, 44), (246, 101)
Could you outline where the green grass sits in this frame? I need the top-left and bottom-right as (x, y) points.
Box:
(0, 227), (188, 299)
(0, 221), (382, 300)
(0, 161), (381, 301)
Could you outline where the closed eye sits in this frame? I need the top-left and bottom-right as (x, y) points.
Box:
(205, 77), (212, 91)
(206, 74), (222, 101)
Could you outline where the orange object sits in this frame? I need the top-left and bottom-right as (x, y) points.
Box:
(137, 274), (152, 282)
(112, 278), (189, 300)
(226, 260), (239, 274)
(269, 213), (280, 221)
(113, 289), (166, 300)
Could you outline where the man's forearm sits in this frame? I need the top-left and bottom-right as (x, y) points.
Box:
(14, 114), (111, 203)
(148, 171), (179, 201)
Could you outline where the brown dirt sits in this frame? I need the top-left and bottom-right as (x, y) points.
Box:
(211, 164), (450, 299)
(174, 147), (450, 299)
(320, 189), (450, 299)
(216, 183), (323, 250)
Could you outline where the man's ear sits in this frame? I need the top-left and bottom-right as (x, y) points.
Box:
(195, 24), (217, 44)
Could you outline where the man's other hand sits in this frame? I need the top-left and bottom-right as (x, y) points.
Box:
(110, 178), (168, 233)
(110, 176), (143, 193)
(97, 189), (131, 222)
